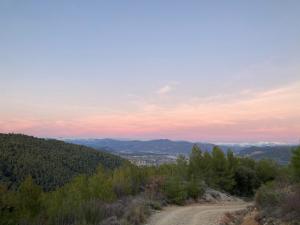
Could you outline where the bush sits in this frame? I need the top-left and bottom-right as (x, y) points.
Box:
(256, 181), (300, 224)
(121, 198), (150, 225)
(112, 164), (142, 198)
(0, 185), (17, 225)
(234, 166), (258, 196)
(75, 200), (106, 225)
(145, 176), (165, 200)
(256, 159), (279, 184)
(88, 167), (116, 202)
(255, 182), (282, 210)
(187, 178), (205, 200)
(100, 216), (120, 225)
(16, 176), (43, 224)
(291, 146), (300, 182)
(147, 200), (162, 210)
(282, 185), (300, 220)
(163, 177), (188, 205)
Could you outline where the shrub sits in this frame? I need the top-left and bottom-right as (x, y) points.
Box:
(0, 185), (17, 225)
(76, 199), (106, 225)
(88, 167), (116, 202)
(234, 166), (258, 196)
(255, 182), (282, 210)
(47, 198), (125, 225)
(256, 159), (279, 184)
(100, 216), (120, 225)
(147, 200), (162, 210)
(282, 185), (300, 220)
(291, 146), (300, 182)
(187, 178), (205, 200)
(145, 176), (165, 200)
(163, 176), (188, 205)
(121, 198), (150, 225)
(112, 164), (142, 198)
(16, 176), (43, 223)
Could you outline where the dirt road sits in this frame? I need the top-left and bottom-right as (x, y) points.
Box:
(146, 202), (250, 225)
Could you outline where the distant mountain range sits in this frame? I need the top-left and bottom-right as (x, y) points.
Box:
(63, 138), (297, 164)
(63, 138), (243, 154)
(238, 145), (294, 165)
(65, 138), (212, 155)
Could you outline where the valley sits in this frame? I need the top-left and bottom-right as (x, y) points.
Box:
(65, 138), (295, 165)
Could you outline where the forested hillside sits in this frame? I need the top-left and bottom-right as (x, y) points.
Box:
(238, 145), (293, 165)
(0, 134), (125, 191)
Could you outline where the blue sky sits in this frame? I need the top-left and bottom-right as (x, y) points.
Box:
(1, 1), (300, 143)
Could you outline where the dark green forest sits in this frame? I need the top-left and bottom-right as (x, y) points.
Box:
(0, 134), (125, 191)
(1, 134), (299, 225)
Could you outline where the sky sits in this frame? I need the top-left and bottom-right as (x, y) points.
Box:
(1, 0), (300, 143)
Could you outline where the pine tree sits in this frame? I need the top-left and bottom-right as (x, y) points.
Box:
(176, 154), (188, 180)
(211, 147), (235, 192)
(188, 144), (203, 179)
(227, 149), (238, 172)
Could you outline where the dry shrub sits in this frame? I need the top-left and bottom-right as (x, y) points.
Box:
(104, 200), (127, 219)
(145, 176), (165, 200)
(122, 198), (151, 225)
(256, 182), (300, 224)
(218, 210), (249, 225)
(255, 182), (283, 211)
(147, 200), (162, 210)
(99, 216), (120, 225)
(77, 199), (107, 224)
(219, 212), (234, 225)
(282, 185), (300, 221)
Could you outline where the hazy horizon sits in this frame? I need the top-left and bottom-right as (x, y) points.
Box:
(1, 1), (300, 143)
(3, 133), (295, 145)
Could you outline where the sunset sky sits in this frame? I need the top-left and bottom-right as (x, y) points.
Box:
(1, 1), (300, 143)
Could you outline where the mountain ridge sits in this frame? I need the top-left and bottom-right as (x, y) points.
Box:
(64, 138), (296, 164)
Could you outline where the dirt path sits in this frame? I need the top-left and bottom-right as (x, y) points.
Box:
(146, 202), (250, 225)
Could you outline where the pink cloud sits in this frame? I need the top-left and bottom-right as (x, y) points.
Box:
(1, 82), (299, 143)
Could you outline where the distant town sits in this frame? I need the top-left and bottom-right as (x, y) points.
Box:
(119, 153), (178, 166)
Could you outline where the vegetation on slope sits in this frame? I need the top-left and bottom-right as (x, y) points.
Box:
(0, 140), (282, 225)
(238, 145), (294, 165)
(255, 146), (300, 224)
(0, 133), (125, 191)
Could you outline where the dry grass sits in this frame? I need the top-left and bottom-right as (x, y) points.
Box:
(219, 208), (251, 225)
(240, 212), (259, 225)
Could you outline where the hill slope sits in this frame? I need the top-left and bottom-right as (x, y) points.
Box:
(0, 133), (125, 191)
(65, 138), (217, 154)
(238, 145), (294, 164)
